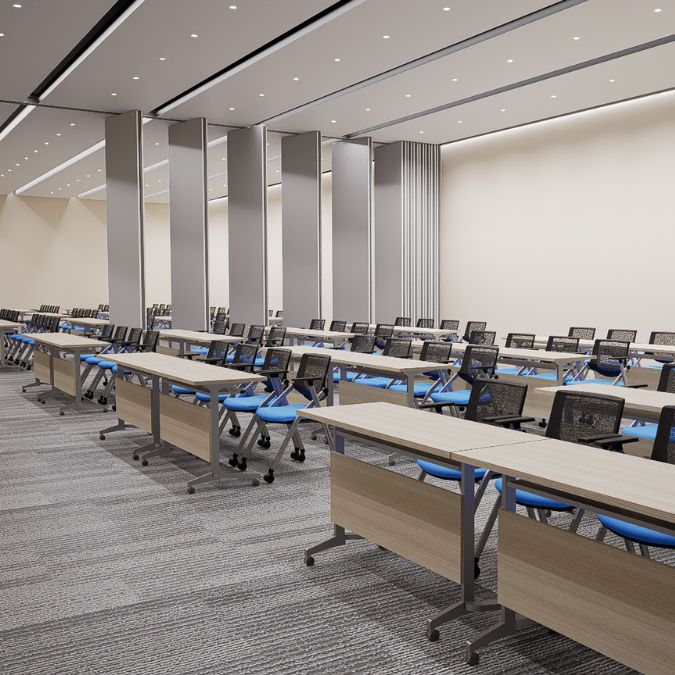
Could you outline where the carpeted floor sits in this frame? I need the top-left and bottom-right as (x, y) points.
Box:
(0, 368), (641, 674)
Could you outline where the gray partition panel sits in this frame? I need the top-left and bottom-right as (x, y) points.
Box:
(373, 142), (403, 323)
(282, 132), (321, 328)
(105, 110), (145, 327)
(332, 138), (372, 322)
(227, 126), (267, 326)
(169, 118), (209, 330)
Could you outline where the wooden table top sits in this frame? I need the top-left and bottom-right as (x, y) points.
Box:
(458, 439), (675, 526)
(30, 332), (103, 349)
(451, 343), (587, 364)
(67, 318), (110, 327)
(531, 335), (675, 356)
(104, 352), (265, 387)
(0, 320), (22, 330)
(300, 402), (541, 463)
(392, 326), (457, 338)
(159, 329), (241, 344)
(282, 327), (355, 340)
(282, 345), (452, 374)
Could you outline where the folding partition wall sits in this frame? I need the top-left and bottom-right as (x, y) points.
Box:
(331, 137), (372, 322)
(168, 118), (209, 330)
(373, 141), (440, 323)
(281, 131), (321, 328)
(227, 125), (268, 326)
(105, 110), (146, 327)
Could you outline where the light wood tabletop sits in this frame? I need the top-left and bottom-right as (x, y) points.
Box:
(30, 332), (104, 349)
(392, 326), (457, 338)
(300, 402), (542, 463)
(281, 327), (355, 340)
(457, 438), (675, 525)
(67, 318), (110, 327)
(0, 319), (22, 330)
(159, 329), (242, 344)
(531, 335), (675, 357)
(451, 343), (587, 365)
(104, 352), (265, 387)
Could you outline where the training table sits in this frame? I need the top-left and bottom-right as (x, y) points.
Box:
(0, 319), (22, 368)
(280, 326), (355, 346)
(455, 440), (675, 671)
(158, 329), (241, 355)
(101, 352), (265, 492)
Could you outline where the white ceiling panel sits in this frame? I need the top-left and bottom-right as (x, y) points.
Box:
(43, 0), (336, 113)
(279, 0), (675, 138)
(169, 0), (550, 125)
(369, 41), (675, 144)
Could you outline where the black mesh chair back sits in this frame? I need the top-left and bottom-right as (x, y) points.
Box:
(459, 345), (498, 385)
(648, 331), (675, 364)
(545, 390), (624, 443)
(212, 319), (227, 334)
(205, 340), (230, 365)
(231, 343), (258, 369)
(246, 324), (265, 344)
(469, 330), (496, 346)
(126, 328), (143, 347)
(374, 324), (395, 338)
(295, 353), (331, 387)
(112, 326), (128, 341)
(589, 339), (629, 377)
(350, 335), (376, 353)
(141, 330), (160, 352)
(229, 322), (246, 337)
(394, 317), (411, 327)
(329, 320), (347, 332)
(658, 364), (675, 393)
(546, 336), (580, 353)
(383, 338), (413, 358)
(440, 319), (460, 330)
(266, 326), (286, 347)
(505, 333), (535, 349)
(99, 324), (114, 340)
(416, 318), (435, 329)
(465, 378), (528, 423)
(309, 319), (325, 330)
(652, 405), (675, 464)
(350, 321), (370, 335)
(419, 340), (452, 363)
(261, 347), (292, 375)
(48, 316), (61, 331)
(146, 308), (155, 329)
(463, 321), (487, 341)
(568, 327), (595, 340)
(607, 329), (637, 342)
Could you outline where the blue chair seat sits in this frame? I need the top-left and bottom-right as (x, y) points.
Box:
(97, 360), (116, 370)
(171, 384), (195, 396)
(257, 403), (307, 424)
(332, 371), (359, 383)
(430, 389), (471, 406)
(111, 365), (131, 374)
(225, 353), (235, 363)
(195, 392), (229, 403)
(190, 346), (209, 355)
(620, 423), (658, 441)
(25, 338), (36, 346)
(224, 393), (269, 412)
(255, 356), (265, 367)
(495, 366), (524, 376)
(390, 382), (435, 397)
(355, 376), (394, 388)
(574, 379), (624, 386)
(597, 514), (675, 548)
(527, 372), (574, 383)
(417, 459), (487, 481)
(495, 478), (573, 511)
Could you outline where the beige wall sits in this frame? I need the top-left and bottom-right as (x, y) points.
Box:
(440, 90), (675, 341)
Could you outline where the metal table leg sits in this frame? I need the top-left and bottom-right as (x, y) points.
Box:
(134, 373), (166, 463)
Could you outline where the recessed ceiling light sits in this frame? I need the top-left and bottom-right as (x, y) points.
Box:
(66, 183), (71, 187)
(609, 78), (616, 83)
(404, 93), (412, 98)
(500, 108), (507, 112)
(15, 163), (19, 167)
(330, 119), (337, 124)
(228, 106), (235, 111)
(58, 187), (61, 191)
(292, 76), (299, 81)
(506, 58), (514, 63)
(97, 168), (102, 172)
(229, 4), (237, 9)
(451, 77), (458, 82)
(24, 156), (28, 160)
(418, 130), (424, 134)
(44, 141), (49, 145)
(157, 179), (162, 183)
(258, 93), (265, 97)
(443, 6), (450, 11)
(7, 169), (11, 173)
(12, 4), (22, 8)
(33, 149), (37, 153)
(0, 33), (4, 37)
(69, 122), (76, 127)
(275, 169), (280, 173)
(76, 179), (80, 182)
(132, 75), (140, 80)
(364, 107), (371, 111)
(50, 191), (53, 194)
(111, 92), (117, 96)
(572, 35), (581, 40)
(159, 57), (166, 61)
(221, 157), (226, 160)
(456, 120), (463, 124)
(382, 35), (390, 39)
(85, 174), (90, 178)
(55, 133), (62, 136)
(145, 183), (149, 187)
(654, 7), (662, 12)
(209, 187), (213, 191)
(550, 94), (558, 98)
(154, 141), (160, 146)
(190, 33), (198, 38)
(333, 57), (341, 62)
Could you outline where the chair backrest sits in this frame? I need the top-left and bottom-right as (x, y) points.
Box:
(394, 316), (411, 327)
(459, 345), (498, 384)
(468, 330), (496, 346)
(350, 334), (376, 353)
(261, 347), (292, 374)
(546, 335), (580, 353)
(419, 340), (452, 363)
(329, 320), (347, 332)
(652, 405), (675, 464)
(416, 318), (435, 329)
(440, 319), (459, 330)
(126, 328), (143, 347)
(229, 322), (246, 337)
(296, 353), (331, 386)
(383, 338), (413, 358)
(231, 343), (258, 368)
(607, 329), (636, 342)
(568, 327), (595, 340)
(545, 390), (624, 443)
(374, 323), (394, 338)
(649, 331), (675, 346)
(212, 319), (227, 334)
(505, 333), (535, 349)
(266, 326), (286, 346)
(113, 326), (128, 340)
(658, 364), (675, 393)
(465, 378), (528, 423)
(142, 330), (160, 352)
(246, 324), (265, 344)
(99, 324), (114, 339)
(146, 309), (155, 329)
(206, 340), (230, 365)
(309, 319), (325, 330)
(591, 339), (629, 369)
(48, 316), (60, 331)
(463, 321), (487, 341)
(350, 321), (370, 335)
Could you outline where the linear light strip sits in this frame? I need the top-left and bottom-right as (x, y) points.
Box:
(0, 104), (36, 143)
(77, 183), (106, 198)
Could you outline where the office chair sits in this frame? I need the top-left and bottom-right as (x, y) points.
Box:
(93, 328), (143, 406)
(440, 319), (459, 331)
(246, 324), (265, 345)
(546, 336), (580, 352)
(82, 326), (128, 398)
(170, 340), (232, 399)
(354, 338), (413, 389)
(229, 322), (246, 337)
(607, 329), (637, 342)
(505, 333), (535, 349)
(374, 323), (395, 350)
(468, 330), (496, 346)
(350, 321), (370, 335)
(395, 316), (411, 327)
(329, 320), (347, 332)
(416, 318), (435, 329)
(462, 321), (487, 342)
(333, 334), (376, 383)
(568, 327), (595, 340)
(596, 405), (675, 556)
(266, 326), (286, 347)
(236, 353), (331, 483)
(646, 331), (675, 364)
(388, 341), (453, 400)
(309, 319), (325, 330)
(476, 390), (637, 564)
(574, 339), (630, 385)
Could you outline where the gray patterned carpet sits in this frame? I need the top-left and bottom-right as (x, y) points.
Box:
(0, 368), (640, 674)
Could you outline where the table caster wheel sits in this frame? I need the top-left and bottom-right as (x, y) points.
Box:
(187, 486), (195, 494)
(100, 434), (105, 440)
(41, 400), (46, 405)
(388, 459), (396, 466)
(228, 453), (238, 467)
(474, 558), (481, 579)
(466, 649), (479, 666)
(141, 459), (148, 467)
(59, 410), (64, 416)
(263, 471), (274, 484)
(237, 459), (247, 471)
(427, 628), (440, 642)
(305, 556), (315, 566)
(251, 478), (260, 487)
(132, 454), (139, 461)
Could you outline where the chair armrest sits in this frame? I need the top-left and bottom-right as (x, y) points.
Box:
(258, 369), (288, 378)
(292, 375), (324, 385)
(578, 434), (639, 450)
(626, 383), (648, 388)
(483, 415), (535, 427)
(227, 363), (255, 371)
(176, 353), (195, 359)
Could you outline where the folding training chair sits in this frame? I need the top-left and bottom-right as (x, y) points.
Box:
(416, 318), (435, 329)
(266, 326), (287, 347)
(440, 319), (459, 331)
(229, 322), (246, 337)
(350, 321), (370, 335)
(645, 331), (675, 365)
(373, 323), (395, 350)
(505, 333), (535, 349)
(388, 341), (453, 402)
(568, 326), (595, 340)
(170, 340), (232, 398)
(329, 320), (347, 332)
(93, 328), (143, 406)
(468, 330), (496, 346)
(572, 339), (630, 385)
(332, 334), (376, 383)
(309, 319), (325, 330)
(394, 317), (411, 327)
(354, 338), (413, 388)
(82, 326), (128, 397)
(462, 321), (487, 342)
(607, 329), (637, 342)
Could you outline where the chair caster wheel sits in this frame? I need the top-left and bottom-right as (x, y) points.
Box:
(539, 419), (547, 428)
(102, 408), (108, 413)
(228, 454), (238, 467)
(251, 478), (259, 487)
(141, 459), (148, 467)
(80, 397), (85, 401)
(290, 448), (305, 462)
(263, 471), (274, 484)
(132, 454), (139, 461)
(187, 486), (195, 495)
(59, 410), (64, 416)
(22, 387), (26, 393)
(388, 459), (396, 466)
(305, 556), (315, 566)
(257, 436), (270, 449)
(41, 400), (46, 405)
(100, 435), (105, 440)
(228, 426), (241, 438)
(474, 559), (481, 579)
(310, 433), (318, 441)
(466, 650), (479, 666)
(112, 405), (116, 412)
(237, 460), (247, 471)
(427, 628), (440, 642)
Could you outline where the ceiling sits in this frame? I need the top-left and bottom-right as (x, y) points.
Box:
(0, 0), (673, 202)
